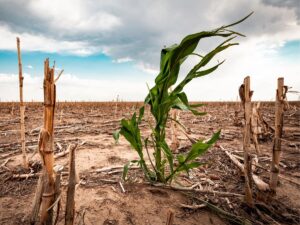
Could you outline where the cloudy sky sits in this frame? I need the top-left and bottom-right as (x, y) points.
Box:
(0, 0), (299, 101)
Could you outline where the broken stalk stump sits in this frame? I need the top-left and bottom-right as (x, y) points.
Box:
(239, 76), (254, 207)
(270, 77), (286, 191)
(38, 59), (57, 225)
(65, 144), (78, 225)
(52, 168), (62, 225)
(30, 169), (46, 224)
(16, 37), (28, 169)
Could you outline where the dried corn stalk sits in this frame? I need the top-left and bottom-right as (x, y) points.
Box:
(251, 102), (275, 148)
(250, 102), (261, 155)
(270, 78), (288, 191)
(38, 59), (57, 224)
(65, 144), (78, 225)
(16, 37), (28, 169)
(239, 76), (254, 207)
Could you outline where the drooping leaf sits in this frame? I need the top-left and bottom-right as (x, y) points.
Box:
(120, 113), (143, 153)
(172, 92), (206, 116)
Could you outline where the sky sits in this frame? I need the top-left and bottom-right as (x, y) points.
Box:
(0, 0), (299, 101)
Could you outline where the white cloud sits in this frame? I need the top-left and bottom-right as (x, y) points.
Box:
(0, 73), (43, 101)
(0, 25), (99, 56)
(56, 74), (151, 101)
(112, 57), (133, 63)
(26, 65), (33, 69)
(28, 0), (121, 33)
(136, 62), (159, 75)
(0, 73), (154, 101)
(183, 38), (300, 101)
(0, 0), (299, 62)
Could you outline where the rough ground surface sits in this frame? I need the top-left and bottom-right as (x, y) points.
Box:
(0, 102), (299, 225)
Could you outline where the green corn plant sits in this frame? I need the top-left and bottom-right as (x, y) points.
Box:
(116, 13), (252, 183)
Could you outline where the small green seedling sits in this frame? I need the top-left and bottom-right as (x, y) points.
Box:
(113, 130), (120, 144)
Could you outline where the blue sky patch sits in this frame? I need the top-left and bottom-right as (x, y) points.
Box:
(278, 40), (300, 61)
(0, 50), (149, 81)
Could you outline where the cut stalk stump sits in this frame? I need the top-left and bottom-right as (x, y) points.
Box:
(239, 76), (254, 207)
(65, 144), (78, 225)
(270, 77), (287, 192)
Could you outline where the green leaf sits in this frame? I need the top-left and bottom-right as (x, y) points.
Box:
(194, 60), (225, 78)
(223, 12), (253, 29)
(138, 106), (145, 124)
(186, 161), (203, 169)
(185, 130), (221, 162)
(177, 161), (203, 173)
(190, 103), (205, 108)
(177, 154), (185, 164)
(172, 98), (189, 111)
(122, 162), (130, 181)
(206, 130), (221, 145)
(113, 130), (120, 144)
(172, 92), (206, 116)
(173, 48), (232, 95)
(120, 114), (143, 155)
(186, 141), (210, 162)
(122, 160), (140, 181)
(190, 109), (206, 116)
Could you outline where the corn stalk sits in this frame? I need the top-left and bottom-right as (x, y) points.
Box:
(239, 76), (254, 207)
(117, 13), (252, 183)
(39, 58), (56, 224)
(270, 77), (287, 191)
(16, 37), (28, 169)
(65, 144), (78, 225)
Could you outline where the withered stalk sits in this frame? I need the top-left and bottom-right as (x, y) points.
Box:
(270, 78), (285, 191)
(240, 76), (254, 207)
(16, 37), (28, 168)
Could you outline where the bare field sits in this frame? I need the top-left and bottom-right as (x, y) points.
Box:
(0, 102), (299, 225)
